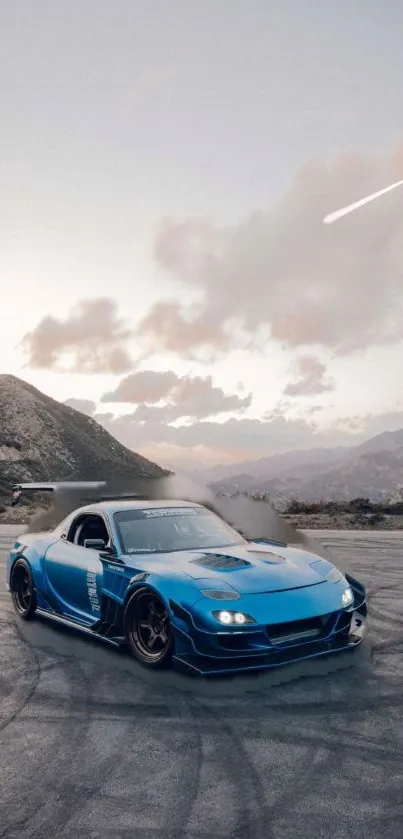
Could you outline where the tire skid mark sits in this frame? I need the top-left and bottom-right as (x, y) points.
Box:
(0, 657), (93, 839)
(19, 673), (395, 724)
(368, 603), (403, 626)
(22, 663), (139, 839)
(169, 695), (203, 839)
(28, 673), (202, 839)
(259, 693), (403, 716)
(0, 621), (41, 734)
(20, 660), (93, 835)
(126, 692), (204, 839)
(254, 697), (370, 830)
(179, 683), (402, 718)
(263, 749), (337, 837)
(372, 637), (403, 653)
(0, 803), (45, 839)
(367, 584), (401, 600)
(243, 722), (403, 770)
(113, 689), (204, 839)
(192, 697), (275, 839)
(195, 698), (339, 839)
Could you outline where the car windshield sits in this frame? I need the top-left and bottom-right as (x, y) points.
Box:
(114, 506), (245, 554)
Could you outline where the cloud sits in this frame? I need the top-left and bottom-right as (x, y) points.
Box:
(284, 356), (335, 396)
(137, 144), (403, 359)
(333, 409), (403, 438)
(102, 370), (178, 404)
(64, 398), (97, 416)
(137, 301), (231, 356)
(89, 406), (403, 467)
(101, 370), (252, 420)
(21, 298), (135, 373)
(94, 413), (324, 460)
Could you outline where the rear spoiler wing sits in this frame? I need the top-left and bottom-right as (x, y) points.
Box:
(11, 482), (106, 507)
(10, 480), (154, 531)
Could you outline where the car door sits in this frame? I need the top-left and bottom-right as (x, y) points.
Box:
(42, 512), (110, 623)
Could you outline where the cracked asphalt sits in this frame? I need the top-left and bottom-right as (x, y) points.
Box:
(1, 525), (403, 839)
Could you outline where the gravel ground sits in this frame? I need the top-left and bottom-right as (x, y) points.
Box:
(1, 525), (403, 839)
(284, 514), (403, 530)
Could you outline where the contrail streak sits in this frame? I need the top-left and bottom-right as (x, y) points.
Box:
(323, 179), (403, 224)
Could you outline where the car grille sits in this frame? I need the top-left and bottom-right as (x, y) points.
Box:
(266, 615), (332, 645)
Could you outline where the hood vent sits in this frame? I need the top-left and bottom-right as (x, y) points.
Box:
(191, 553), (251, 571)
(247, 550), (285, 564)
(251, 538), (287, 548)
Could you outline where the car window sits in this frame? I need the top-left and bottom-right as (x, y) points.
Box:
(67, 513), (110, 548)
(114, 507), (245, 554)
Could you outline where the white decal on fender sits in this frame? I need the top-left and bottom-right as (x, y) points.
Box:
(86, 570), (100, 613)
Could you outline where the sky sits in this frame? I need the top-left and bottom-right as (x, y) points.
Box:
(2, 0), (403, 469)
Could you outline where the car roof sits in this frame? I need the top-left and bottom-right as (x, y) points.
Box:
(74, 499), (204, 516)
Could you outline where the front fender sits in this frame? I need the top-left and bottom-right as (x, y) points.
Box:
(122, 573), (204, 617)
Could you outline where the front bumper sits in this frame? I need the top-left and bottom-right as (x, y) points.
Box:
(171, 574), (367, 676)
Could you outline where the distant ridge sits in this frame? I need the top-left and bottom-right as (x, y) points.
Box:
(207, 430), (403, 502)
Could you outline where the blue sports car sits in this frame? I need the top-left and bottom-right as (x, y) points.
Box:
(6, 493), (367, 676)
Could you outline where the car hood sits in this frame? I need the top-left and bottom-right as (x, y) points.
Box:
(137, 542), (338, 595)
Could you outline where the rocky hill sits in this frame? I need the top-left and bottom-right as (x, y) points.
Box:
(0, 375), (166, 505)
(295, 447), (403, 502)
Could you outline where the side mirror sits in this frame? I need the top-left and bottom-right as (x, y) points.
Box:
(84, 538), (107, 550)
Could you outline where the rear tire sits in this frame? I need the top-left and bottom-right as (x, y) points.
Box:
(11, 559), (37, 620)
(124, 587), (173, 668)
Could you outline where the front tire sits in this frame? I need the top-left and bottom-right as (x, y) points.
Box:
(124, 587), (173, 668)
(11, 559), (37, 620)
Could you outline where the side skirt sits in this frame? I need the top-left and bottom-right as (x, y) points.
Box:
(35, 608), (122, 648)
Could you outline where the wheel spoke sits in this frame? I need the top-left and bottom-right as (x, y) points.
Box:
(148, 602), (159, 619)
(146, 630), (158, 649)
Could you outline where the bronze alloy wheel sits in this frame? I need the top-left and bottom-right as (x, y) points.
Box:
(124, 587), (173, 667)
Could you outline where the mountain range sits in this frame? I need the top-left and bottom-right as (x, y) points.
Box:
(205, 431), (403, 503)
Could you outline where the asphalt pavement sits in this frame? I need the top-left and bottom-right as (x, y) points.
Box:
(1, 525), (403, 839)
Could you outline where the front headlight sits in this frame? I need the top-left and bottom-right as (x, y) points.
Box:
(342, 587), (354, 607)
(213, 610), (256, 626)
